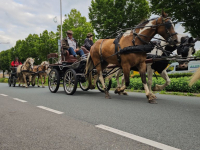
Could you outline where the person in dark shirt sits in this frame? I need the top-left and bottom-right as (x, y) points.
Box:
(84, 33), (94, 51)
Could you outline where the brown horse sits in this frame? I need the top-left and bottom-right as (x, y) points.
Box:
(31, 61), (49, 88)
(85, 11), (178, 103)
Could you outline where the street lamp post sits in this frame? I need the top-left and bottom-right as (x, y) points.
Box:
(59, 0), (62, 61)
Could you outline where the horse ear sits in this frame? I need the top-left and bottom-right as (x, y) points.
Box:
(161, 9), (168, 18)
(188, 37), (194, 43)
(194, 37), (199, 43)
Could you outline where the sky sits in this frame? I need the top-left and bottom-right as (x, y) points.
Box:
(0, 0), (199, 52)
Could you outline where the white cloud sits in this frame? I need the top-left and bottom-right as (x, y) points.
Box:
(0, 0), (199, 52)
(0, 0), (91, 51)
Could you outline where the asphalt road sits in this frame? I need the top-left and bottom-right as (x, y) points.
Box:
(0, 83), (200, 150)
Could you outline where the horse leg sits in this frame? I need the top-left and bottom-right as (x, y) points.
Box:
(121, 75), (128, 95)
(139, 62), (157, 104)
(43, 75), (46, 84)
(120, 65), (131, 93)
(23, 74), (27, 88)
(114, 69), (122, 94)
(37, 75), (40, 87)
(147, 64), (154, 92)
(41, 75), (45, 88)
(18, 76), (21, 86)
(153, 70), (170, 91)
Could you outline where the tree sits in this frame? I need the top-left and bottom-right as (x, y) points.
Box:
(150, 0), (200, 37)
(194, 50), (200, 57)
(58, 9), (95, 47)
(89, 0), (150, 38)
(0, 50), (11, 77)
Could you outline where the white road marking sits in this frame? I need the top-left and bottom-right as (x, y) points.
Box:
(37, 106), (64, 114)
(0, 94), (8, 96)
(13, 98), (27, 103)
(96, 124), (181, 150)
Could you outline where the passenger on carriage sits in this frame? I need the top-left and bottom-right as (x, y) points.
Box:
(83, 33), (94, 51)
(62, 30), (85, 59)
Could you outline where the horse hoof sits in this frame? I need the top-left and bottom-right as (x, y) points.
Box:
(89, 85), (95, 89)
(148, 100), (157, 104)
(42, 86), (45, 88)
(38, 86), (40, 87)
(114, 88), (121, 94)
(123, 92), (128, 95)
(105, 95), (111, 99)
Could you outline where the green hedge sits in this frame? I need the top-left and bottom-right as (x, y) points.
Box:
(111, 76), (200, 93)
(133, 72), (193, 78)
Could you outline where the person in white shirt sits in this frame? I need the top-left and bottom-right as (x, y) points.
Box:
(62, 30), (84, 59)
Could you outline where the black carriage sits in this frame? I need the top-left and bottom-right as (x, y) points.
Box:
(47, 49), (112, 95)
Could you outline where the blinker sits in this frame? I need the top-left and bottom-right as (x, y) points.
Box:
(165, 21), (172, 29)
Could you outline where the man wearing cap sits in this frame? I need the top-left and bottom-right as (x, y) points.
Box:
(83, 33), (94, 51)
(62, 30), (84, 59)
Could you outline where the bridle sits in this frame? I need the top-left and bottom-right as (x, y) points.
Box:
(133, 17), (177, 45)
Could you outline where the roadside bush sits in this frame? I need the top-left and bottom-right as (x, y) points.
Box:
(110, 76), (200, 93)
(132, 72), (193, 78)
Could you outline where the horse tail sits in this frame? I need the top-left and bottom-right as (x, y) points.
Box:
(189, 67), (200, 86)
(85, 53), (94, 87)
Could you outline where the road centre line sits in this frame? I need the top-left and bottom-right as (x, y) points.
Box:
(37, 106), (64, 114)
(96, 124), (181, 150)
(13, 98), (27, 103)
(0, 94), (8, 96)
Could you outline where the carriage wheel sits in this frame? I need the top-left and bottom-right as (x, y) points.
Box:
(96, 78), (112, 93)
(63, 69), (78, 95)
(48, 69), (60, 93)
(79, 80), (89, 91)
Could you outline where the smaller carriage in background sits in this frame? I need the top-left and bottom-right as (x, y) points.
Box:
(47, 47), (112, 95)
(8, 67), (30, 87)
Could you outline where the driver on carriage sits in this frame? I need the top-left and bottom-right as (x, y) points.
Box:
(10, 57), (22, 75)
(11, 57), (22, 67)
(62, 30), (85, 59)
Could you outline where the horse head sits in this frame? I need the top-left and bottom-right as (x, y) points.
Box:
(177, 36), (197, 58)
(24, 57), (35, 70)
(41, 61), (49, 71)
(156, 11), (178, 45)
(134, 10), (178, 46)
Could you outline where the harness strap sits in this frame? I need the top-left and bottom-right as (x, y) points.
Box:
(113, 33), (123, 64)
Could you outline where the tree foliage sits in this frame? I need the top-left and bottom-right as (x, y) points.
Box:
(0, 30), (58, 73)
(194, 50), (200, 57)
(58, 9), (95, 47)
(150, 0), (200, 37)
(89, 0), (150, 38)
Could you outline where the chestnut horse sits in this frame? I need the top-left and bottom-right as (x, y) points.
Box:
(86, 11), (178, 104)
(31, 61), (49, 88)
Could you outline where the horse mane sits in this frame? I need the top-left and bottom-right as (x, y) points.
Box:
(136, 17), (159, 28)
(41, 61), (49, 66)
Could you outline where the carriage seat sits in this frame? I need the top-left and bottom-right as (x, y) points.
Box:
(47, 53), (58, 59)
(62, 46), (89, 63)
